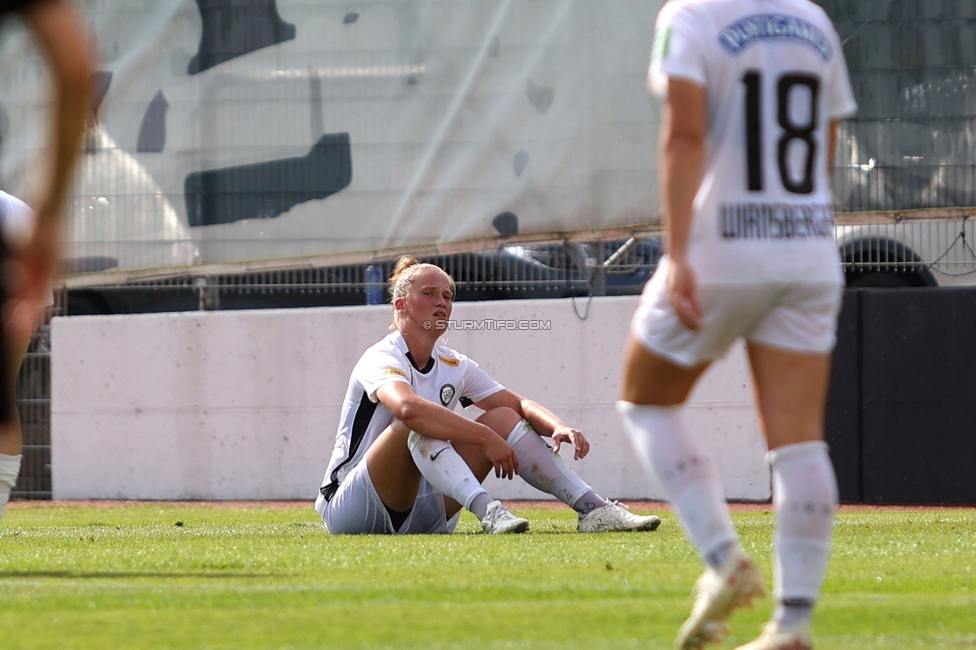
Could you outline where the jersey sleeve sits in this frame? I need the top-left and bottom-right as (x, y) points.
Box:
(648, 2), (707, 98)
(0, 192), (36, 250)
(0, 192), (53, 307)
(460, 358), (504, 404)
(354, 346), (411, 402)
(824, 24), (858, 120)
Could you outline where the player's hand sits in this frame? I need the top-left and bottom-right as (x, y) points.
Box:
(483, 433), (519, 480)
(666, 257), (702, 331)
(551, 425), (589, 460)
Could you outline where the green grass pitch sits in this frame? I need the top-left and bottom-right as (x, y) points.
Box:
(1, 502), (974, 649)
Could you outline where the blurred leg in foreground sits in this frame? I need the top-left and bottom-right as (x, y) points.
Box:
(0, 0), (94, 520)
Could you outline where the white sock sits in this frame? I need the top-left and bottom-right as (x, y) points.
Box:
(617, 402), (738, 565)
(468, 492), (494, 520)
(407, 431), (491, 519)
(506, 419), (604, 513)
(769, 440), (837, 605)
(0, 453), (22, 519)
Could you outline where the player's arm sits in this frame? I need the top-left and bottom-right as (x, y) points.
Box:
(828, 119), (840, 175)
(375, 381), (519, 478)
(661, 76), (706, 331)
(24, 0), (95, 224)
(474, 389), (590, 460)
(5, 1), (95, 341)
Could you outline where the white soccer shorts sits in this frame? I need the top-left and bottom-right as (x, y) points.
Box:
(315, 460), (460, 535)
(631, 258), (843, 367)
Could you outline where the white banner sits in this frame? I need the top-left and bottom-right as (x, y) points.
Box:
(0, 0), (664, 273)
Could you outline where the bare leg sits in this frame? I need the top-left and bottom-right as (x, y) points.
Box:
(746, 343), (830, 450)
(367, 417), (499, 520)
(363, 420), (423, 513)
(618, 334), (738, 560)
(365, 407), (531, 515)
(0, 331), (33, 519)
(746, 342), (838, 637)
(464, 407), (618, 519)
(443, 407), (523, 519)
(617, 334), (764, 649)
(367, 418), (501, 529)
(620, 334), (707, 405)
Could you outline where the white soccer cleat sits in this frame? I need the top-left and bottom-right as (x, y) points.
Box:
(577, 501), (662, 533)
(481, 500), (530, 534)
(675, 549), (767, 649)
(733, 621), (812, 650)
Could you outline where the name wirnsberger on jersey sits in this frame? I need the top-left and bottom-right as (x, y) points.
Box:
(720, 202), (834, 240)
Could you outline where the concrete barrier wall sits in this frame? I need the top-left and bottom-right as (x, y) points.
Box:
(51, 297), (771, 501)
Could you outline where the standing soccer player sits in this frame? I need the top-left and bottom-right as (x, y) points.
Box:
(616, 1), (856, 649)
(0, 0), (94, 521)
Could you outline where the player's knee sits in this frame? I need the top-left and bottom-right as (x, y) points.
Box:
(475, 406), (521, 436)
(406, 430), (451, 458)
(388, 419), (412, 437)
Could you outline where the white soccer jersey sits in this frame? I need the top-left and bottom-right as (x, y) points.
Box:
(0, 191), (37, 251)
(319, 331), (504, 500)
(649, 0), (857, 282)
(0, 190), (53, 307)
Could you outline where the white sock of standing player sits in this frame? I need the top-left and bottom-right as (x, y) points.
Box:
(504, 419), (609, 516)
(617, 402), (740, 567)
(0, 452), (22, 520)
(407, 431), (494, 519)
(768, 440), (838, 629)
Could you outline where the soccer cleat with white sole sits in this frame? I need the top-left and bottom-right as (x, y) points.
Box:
(577, 501), (662, 533)
(675, 549), (767, 649)
(734, 621), (812, 650)
(481, 500), (530, 534)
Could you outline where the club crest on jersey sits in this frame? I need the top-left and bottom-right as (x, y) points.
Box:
(439, 383), (456, 406)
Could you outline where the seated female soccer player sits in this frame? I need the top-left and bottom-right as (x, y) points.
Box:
(315, 256), (662, 534)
